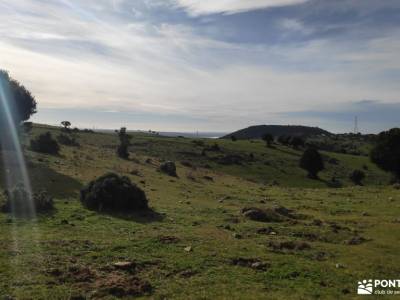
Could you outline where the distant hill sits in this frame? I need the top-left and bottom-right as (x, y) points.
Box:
(222, 125), (332, 140)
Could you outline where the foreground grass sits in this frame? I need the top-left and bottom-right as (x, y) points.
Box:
(0, 125), (398, 299)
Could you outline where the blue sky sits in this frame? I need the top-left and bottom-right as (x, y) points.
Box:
(0, 0), (399, 133)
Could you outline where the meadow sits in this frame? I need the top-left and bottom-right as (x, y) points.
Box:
(0, 124), (399, 299)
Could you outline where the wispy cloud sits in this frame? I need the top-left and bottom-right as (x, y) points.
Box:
(0, 0), (399, 132)
(172, 0), (309, 16)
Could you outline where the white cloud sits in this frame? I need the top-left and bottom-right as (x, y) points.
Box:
(0, 0), (399, 132)
(173, 0), (309, 16)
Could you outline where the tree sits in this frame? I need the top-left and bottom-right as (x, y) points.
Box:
(61, 121), (71, 131)
(290, 136), (305, 149)
(117, 127), (131, 159)
(262, 133), (273, 147)
(349, 169), (365, 185)
(278, 135), (291, 146)
(300, 148), (324, 179)
(0, 70), (37, 124)
(231, 135), (237, 142)
(370, 128), (400, 180)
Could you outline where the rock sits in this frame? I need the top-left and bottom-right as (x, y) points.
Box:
(113, 261), (136, 270)
(346, 236), (368, 245)
(231, 258), (269, 271)
(241, 207), (282, 222)
(335, 263), (345, 269)
(256, 227), (275, 235)
(233, 233), (242, 239)
(184, 246), (192, 252)
(160, 161), (177, 177)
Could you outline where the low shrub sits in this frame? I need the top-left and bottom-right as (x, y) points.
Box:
(349, 169), (366, 185)
(57, 133), (79, 147)
(2, 184), (54, 216)
(30, 132), (60, 154)
(80, 173), (148, 212)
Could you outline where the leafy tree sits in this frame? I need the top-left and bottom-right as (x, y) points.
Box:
(0, 70), (37, 124)
(300, 148), (324, 179)
(231, 135), (237, 142)
(370, 128), (400, 180)
(262, 133), (274, 147)
(290, 136), (305, 149)
(30, 132), (60, 155)
(278, 135), (291, 146)
(349, 169), (365, 185)
(117, 127), (131, 159)
(61, 121), (71, 131)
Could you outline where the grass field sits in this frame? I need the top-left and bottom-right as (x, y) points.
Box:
(0, 124), (399, 299)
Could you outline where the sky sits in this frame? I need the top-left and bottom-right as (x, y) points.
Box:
(0, 0), (399, 133)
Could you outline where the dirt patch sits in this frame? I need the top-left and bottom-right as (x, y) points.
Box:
(94, 273), (151, 298)
(158, 236), (180, 244)
(48, 263), (151, 298)
(231, 258), (270, 271)
(268, 240), (311, 252)
(241, 207), (283, 222)
(345, 236), (369, 245)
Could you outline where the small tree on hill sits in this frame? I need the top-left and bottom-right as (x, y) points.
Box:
(231, 135), (237, 142)
(262, 133), (273, 147)
(0, 70), (37, 124)
(349, 169), (365, 185)
(300, 148), (324, 179)
(370, 128), (400, 180)
(61, 121), (71, 132)
(117, 127), (131, 159)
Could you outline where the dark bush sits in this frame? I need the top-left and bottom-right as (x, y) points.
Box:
(80, 173), (148, 212)
(300, 148), (324, 179)
(290, 136), (305, 149)
(262, 133), (274, 147)
(371, 128), (400, 180)
(117, 127), (131, 159)
(57, 133), (79, 147)
(160, 161), (177, 177)
(30, 132), (60, 154)
(349, 169), (366, 185)
(2, 184), (54, 216)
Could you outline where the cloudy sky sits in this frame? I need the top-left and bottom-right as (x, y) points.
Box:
(1, 0), (399, 133)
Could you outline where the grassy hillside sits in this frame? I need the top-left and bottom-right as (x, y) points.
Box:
(0, 124), (398, 299)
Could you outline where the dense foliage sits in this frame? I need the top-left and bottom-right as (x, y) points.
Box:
(0, 70), (37, 124)
(349, 169), (366, 185)
(371, 128), (400, 179)
(80, 173), (148, 212)
(30, 132), (60, 154)
(299, 148), (324, 179)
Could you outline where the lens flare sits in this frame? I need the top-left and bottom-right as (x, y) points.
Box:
(0, 75), (35, 218)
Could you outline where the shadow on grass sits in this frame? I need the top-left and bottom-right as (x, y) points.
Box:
(26, 162), (83, 198)
(96, 208), (165, 224)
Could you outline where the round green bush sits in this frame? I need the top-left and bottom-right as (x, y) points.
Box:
(80, 173), (148, 212)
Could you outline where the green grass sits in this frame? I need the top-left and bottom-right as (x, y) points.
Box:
(0, 124), (398, 299)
